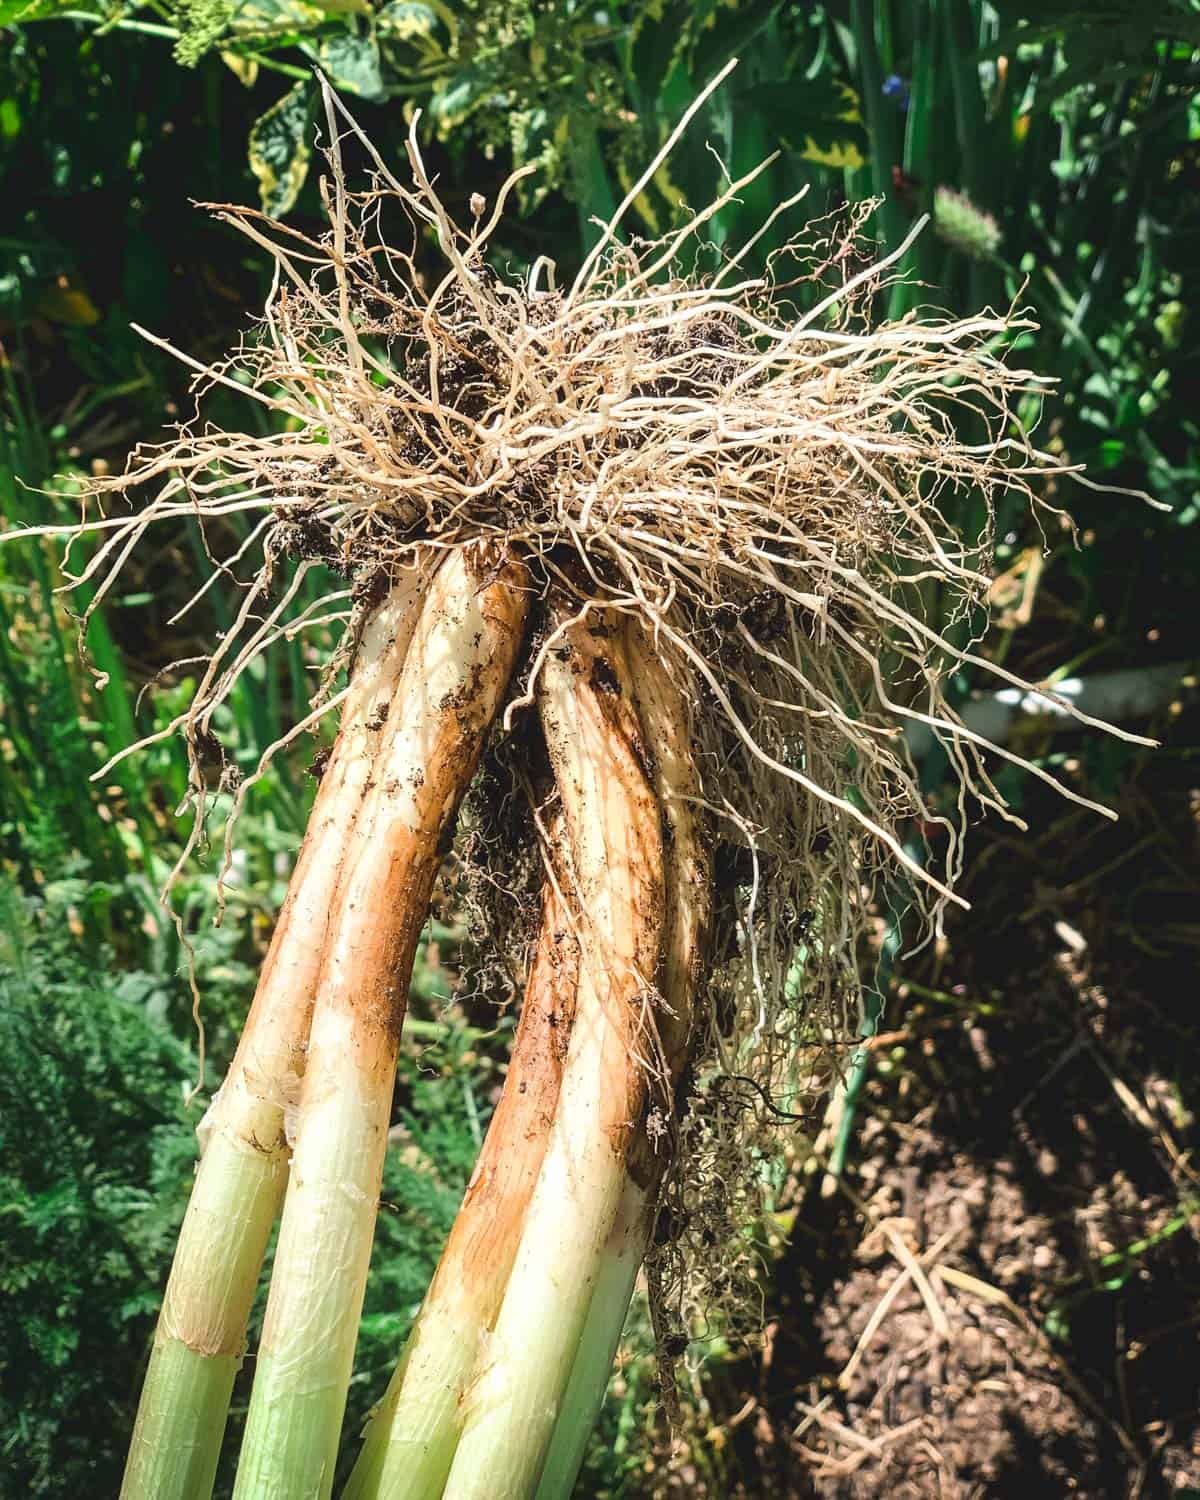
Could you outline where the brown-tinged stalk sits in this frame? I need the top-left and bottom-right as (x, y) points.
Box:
(121, 566), (430, 1500)
(441, 607), (666, 1500)
(536, 624), (712, 1500)
(231, 546), (528, 1500)
(344, 852), (579, 1500)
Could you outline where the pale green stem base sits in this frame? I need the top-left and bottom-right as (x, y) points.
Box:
(439, 1110), (623, 1498)
(121, 1127), (286, 1500)
(232, 1044), (389, 1500)
(234, 1346), (352, 1500)
(535, 1201), (645, 1500)
(122, 1340), (240, 1500)
(341, 1307), (475, 1500)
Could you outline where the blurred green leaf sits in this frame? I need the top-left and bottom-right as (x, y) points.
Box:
(429, 65), (491, 130)
(743, 78), (867, 168)
(237, 0), (324, 28)
(316, 31), (385, 101)
(35, 279), (101, 325)
(0, 0), (69, 21)
(628, 0), (691, 105)
(376, 0), (437, 39)
(248, 80), (315, 216)
(690, 0), (780, 85)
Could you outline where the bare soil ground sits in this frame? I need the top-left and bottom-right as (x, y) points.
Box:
(667, 718), (1200, 1499)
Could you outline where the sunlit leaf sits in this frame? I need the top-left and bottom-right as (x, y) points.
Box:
(0, 0), (70, 21)
(317, 32), (386, 102)
(220, 50), (259, 87)
(235, 0), (324, 31)
(248, 81), (315, 217)
(377, 0), (437, 39)
(801, 139), (865, 169)
(747, 79), (868, 170)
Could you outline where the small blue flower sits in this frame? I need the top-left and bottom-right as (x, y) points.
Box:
(882, 74), (910, 111)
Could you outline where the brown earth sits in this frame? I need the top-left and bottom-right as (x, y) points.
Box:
(647, 713), (1200, 1500)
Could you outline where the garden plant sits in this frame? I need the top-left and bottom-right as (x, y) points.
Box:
(7, 46), (1169, 1500)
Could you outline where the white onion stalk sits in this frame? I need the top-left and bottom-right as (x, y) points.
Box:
(231, 547), (528, 1500)
(121, 568), (429, 1500)
(344, 865), (579, 1500)
(442, 609), (667, 1500)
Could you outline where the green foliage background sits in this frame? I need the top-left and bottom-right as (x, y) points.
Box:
(1, 1), (1197, 1494)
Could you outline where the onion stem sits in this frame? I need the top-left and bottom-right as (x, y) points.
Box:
(120, 571), (428, 1500)
(536, 627), (711, 1499)
(533, 1180), (649, 1500)
(231, 548), (527, 1500)
(345, 864), (579, 1500)
(442, 610), (665, 1500)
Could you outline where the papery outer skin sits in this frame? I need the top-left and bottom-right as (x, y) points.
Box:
(344, 871), (579, 1500)
(441, 611), (665, 1500)
(121, 568), (429, 1500)
(232, 547), (529, 1500)
(536, 625), (711, 1500)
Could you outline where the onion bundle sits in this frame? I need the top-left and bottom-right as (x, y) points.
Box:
(22, 71), (1152, 1500)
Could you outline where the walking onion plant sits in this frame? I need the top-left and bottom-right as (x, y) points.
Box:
(21, 68), (1153, 1500)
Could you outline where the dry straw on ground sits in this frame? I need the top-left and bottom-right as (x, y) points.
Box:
(17, 66), (1154, 1335)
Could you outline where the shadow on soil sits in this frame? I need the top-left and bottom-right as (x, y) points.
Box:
(716, 713), (1200, 1499)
